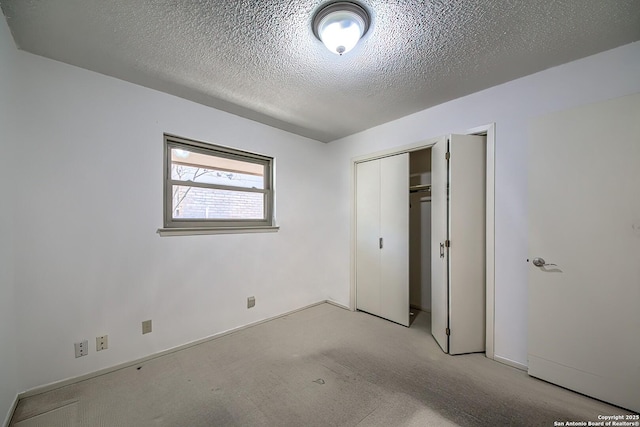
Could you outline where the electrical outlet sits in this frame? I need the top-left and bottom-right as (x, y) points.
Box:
(142, 320), (152, 334)
(96, 335), (108, 351)
(247, 296), (255, 309)
(74, 340), (88, 358)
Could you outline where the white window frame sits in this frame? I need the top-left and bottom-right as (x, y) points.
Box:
(158, 134), (278, 236)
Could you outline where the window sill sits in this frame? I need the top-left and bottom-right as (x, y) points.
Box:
(157, 226), (279, 237)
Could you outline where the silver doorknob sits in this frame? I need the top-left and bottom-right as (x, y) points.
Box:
(532, 257), (557, 267)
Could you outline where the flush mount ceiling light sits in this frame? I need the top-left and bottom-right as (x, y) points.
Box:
(312, 1), (370, 56)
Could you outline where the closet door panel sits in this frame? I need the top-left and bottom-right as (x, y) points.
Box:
(449, 134), (486, 355)
(379, 153), (410, 327)
(356, 160), (381, 315)
(431, 137), (448, 352)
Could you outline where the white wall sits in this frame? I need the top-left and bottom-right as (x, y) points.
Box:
(0, 17), (20, 426)
(4, 30), (339, 394)
(325, 41), (640, 366)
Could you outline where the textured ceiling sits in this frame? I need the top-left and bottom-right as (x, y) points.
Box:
(2, 0), (640, 142)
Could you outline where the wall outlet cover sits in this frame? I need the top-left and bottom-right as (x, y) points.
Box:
(247, 296), (256, 308)
(74, 340), (88, 358)
(96, 335), (108, 351)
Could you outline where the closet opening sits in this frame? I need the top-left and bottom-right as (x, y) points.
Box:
(409, 148), (432, 326)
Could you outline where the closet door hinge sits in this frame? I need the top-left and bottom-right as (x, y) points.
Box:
(446, 328), (451, 336)
(445, 240), (451, 248)
(445, 151), (450, 160)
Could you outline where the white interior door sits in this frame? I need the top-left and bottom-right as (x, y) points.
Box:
(432, 135), (486, 354)
(528, 93), (640, 412)
(356, 154), (409, 327)
(448, 134), (486, 355)
(431, 137), (448, 352)
(379, 153), (409, 326)
(356, 160), (381, 316)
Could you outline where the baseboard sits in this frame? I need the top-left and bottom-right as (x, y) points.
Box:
(3, 393), (19, 427)
(494, 354), (528, 371)
(17, 300), (331, 401)
(325, 299), (351, 311)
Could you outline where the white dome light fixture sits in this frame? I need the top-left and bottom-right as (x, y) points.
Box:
(312, 2), (370, 56)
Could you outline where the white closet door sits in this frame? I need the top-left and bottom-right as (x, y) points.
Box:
(356, 160), (381, 315)
(528, 93), (640, 412)
(432, 135), (486, 354)
(380, 153), (409, 327)
(431, 137), (448, 352)
(448, 134), (486, 355)
(356, 153), (409, 327)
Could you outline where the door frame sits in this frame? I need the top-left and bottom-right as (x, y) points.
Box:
(349, 123), (496, 360)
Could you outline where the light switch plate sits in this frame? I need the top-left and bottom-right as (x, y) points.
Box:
(247, 296), (255, 308)
(142, 320), (152, 334)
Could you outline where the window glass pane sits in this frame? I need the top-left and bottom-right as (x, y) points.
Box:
(171, 148), (264, 189)
(172, 185), (264, 220)
(164, 135), (274, 230)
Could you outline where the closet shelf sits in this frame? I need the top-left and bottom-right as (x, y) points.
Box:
(409, 184), (431, 193)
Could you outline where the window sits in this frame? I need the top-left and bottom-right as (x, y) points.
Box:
(161, 134), (276, 234)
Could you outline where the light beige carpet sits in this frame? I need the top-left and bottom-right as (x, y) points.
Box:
(14, 401), (78, 427)
(10, 304), (629, 426)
